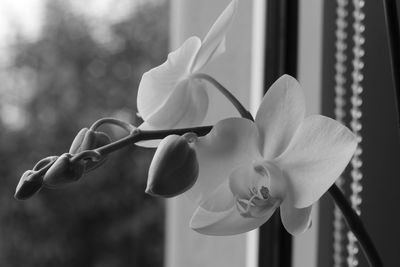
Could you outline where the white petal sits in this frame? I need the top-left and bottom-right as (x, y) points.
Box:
(255, 75), (306, 159)
(190, 198), (279, 236)
(229, 164), (264, 199)
(184, 118), (262, 205)
(144, 78), (209, 128)
(228, 162), (285, 200)
(136, 80), (207, 148)
(275, 115), (358, 208)
(174, 79), (209, 128)
(137, 37), (201, 123)
(280, 200), (312, 235)
(191, 0), (237, 72)
(200, 179), (235, 212)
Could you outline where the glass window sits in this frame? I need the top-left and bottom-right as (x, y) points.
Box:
(0, 1), (168, 266)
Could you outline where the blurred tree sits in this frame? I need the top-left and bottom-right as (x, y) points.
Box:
(0, 0), (168, 266)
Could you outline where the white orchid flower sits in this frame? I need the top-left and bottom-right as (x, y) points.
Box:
(137, 0), (237, 132)
(185, 75), (358, 236)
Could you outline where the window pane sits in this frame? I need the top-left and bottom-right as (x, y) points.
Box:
(0, 1), (168, 266)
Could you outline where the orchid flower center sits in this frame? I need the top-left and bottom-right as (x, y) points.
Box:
(234, 163), (281, 218)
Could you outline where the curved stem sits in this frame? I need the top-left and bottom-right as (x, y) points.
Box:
(70, 150), (102, 163)
(73, 126), (213, 159)
(329, 184), (384, 267)
(90, 117), (136, 134)
(30, 125), (213, 186)
(192, 73), (254, 121)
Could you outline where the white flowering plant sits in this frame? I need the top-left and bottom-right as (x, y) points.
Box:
(15, 1), (383, 266)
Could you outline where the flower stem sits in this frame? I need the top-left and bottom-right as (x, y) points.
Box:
(329, 184), (384, 267)
(192, 73), (254, 121)
(90, 117), (136, 133)
(71, 126), (213, 160)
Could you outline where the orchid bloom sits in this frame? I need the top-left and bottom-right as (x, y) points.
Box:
(137, 0), (237, 132)
(184, 75), (358, 236)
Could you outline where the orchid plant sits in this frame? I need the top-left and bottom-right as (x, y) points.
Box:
(14, 1), (383, 267)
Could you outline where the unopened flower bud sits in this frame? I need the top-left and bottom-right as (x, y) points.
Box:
(69, 128), (111, 171)
(146, 134), (199, 198)
(14, 156), (58, 200)
(43, 153), (84, 188)
(15, 170), (44, 200)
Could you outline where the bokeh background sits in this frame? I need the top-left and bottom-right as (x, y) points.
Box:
(0, 0), (168, 266)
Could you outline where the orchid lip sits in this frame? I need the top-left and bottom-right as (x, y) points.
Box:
(231, 161), (283, 219)
(235, 185), (280, 218)
(253, 162), (268, 177)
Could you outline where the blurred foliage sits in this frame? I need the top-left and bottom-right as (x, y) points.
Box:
(0, 0), (168, 266)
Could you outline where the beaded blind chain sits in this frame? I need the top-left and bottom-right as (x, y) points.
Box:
(333, 0), (349, 266)
(333, 0), (365, 266)
(347, 0), (365, 266)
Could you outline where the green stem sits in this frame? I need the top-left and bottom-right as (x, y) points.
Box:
(90, 117), (136, 133)
(192, 73), (254, 121)
(31, 126), (212, 183)
(71, 126), (213, 161)
(70, 150), (102, 164)
(329, 184), (383, 267)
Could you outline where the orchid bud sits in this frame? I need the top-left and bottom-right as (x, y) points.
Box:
(146, 133), (199, 198)
(15, 170), (44, 200)
(14, 156), (58, 200)
(43, 153), (84, 188)
(69, 128), (111, 171)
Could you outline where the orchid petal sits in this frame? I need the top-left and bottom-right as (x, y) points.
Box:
(280, 200), (312, 235)
(184, 118), (262, 205)
(275, 115), (357, 208)
(255, 75), (306, 159)
(136, 80), (207, 147)
(191, 0), (237, 72)
(144, 78), (209, 128)
(190, 196), (279, 236)
(137, 37), (201, 122)
(229, 164), (264, 199)
(200, 179), (235, 212)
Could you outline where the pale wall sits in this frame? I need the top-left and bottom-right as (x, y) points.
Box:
(166, 1), (253, 267)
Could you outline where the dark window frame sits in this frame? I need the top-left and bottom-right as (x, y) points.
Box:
(258, 1), (299, 266)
